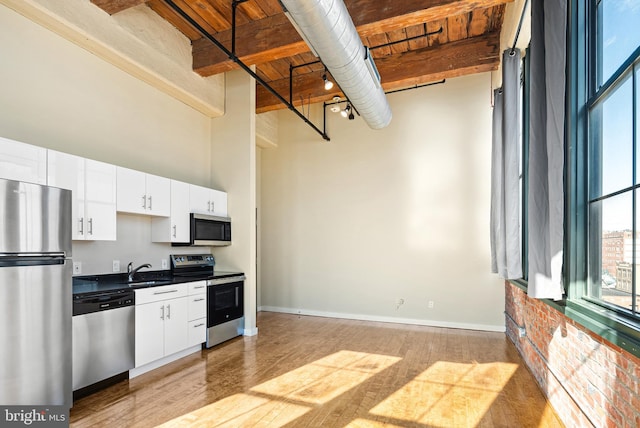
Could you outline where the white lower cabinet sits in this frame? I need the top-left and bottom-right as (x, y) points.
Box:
(187, 281), (207, 347)
(134, 284), (189, 368)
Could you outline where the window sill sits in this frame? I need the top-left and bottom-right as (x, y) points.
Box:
(565, 299), (640, 357)
(507, 280), (640, 358)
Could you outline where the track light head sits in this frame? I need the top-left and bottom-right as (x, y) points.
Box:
(341, 103), (351, 118)
(323, 73), (334, 90)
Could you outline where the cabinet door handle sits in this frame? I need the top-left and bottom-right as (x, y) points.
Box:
(207, 201), (211, 212)
(160, 305), (165, 320)
(193, 285), (205, 289)
(172, 225), (177, 238)
(193, 298), (205, 302)
(88, 218), (93, 235)
(194, 323), (204, 328)
(153, 289), (178, 295)
(79, 217), (84, 235)
(142, 195), (146, 209)
(166, 304), (171, 319)
(211, 201), (215, 212)
(148, 195), (152, 210)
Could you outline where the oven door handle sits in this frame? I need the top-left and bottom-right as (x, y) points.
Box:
(207, 276), (245, 286)
(235, 287), (239, 307)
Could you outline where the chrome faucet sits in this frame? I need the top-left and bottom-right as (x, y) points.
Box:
(128, 262), (152, 282)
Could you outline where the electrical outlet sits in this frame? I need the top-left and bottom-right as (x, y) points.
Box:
(112, 260), (120, 272)
(161, 259), (168, 269)
(73, 262), (82, 275)
(428, 300), (434, 309)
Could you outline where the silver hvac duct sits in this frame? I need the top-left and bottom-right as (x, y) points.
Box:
(279, 0), (392, 130)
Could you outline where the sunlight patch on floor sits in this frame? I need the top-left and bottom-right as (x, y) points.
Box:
(155, 392), (309, 427)
(250, 350), (401, 405)
(369, 361), (519, 427)
(156, 350), (401, 427)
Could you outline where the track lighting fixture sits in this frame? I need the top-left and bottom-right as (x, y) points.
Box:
(323, 71), (334, 90)
(330, 96), (341, 113)
(341, 103), (351, 118)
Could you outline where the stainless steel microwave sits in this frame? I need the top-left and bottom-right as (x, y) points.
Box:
(189, 213), (231, 246)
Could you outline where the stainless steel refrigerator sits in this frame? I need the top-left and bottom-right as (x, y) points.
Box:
(0, 177), (72, 407)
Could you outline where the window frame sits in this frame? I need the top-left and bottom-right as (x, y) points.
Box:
(514, 0), (640, 358)
(566, 0), (640, 356)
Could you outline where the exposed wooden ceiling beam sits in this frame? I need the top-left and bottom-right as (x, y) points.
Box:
(91, 0), (147, 15)
(256, 31), (499, 113)
(193, 0), (510, 76)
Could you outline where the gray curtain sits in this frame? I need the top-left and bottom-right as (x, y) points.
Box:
(527, 0), (566, 299)
(490, 50), (522, 280)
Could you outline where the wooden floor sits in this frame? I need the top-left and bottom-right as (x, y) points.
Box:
(70, 312), (564, 428)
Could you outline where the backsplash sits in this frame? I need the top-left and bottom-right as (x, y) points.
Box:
(71, 213), (206, 276)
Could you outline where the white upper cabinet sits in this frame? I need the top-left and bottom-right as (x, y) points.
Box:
(116, 167), (170, 216)
(189, 184), (228, 217)
(0, 136), (47, 185)
(48, 151), (117, 241)
(151, 179), (190, 243)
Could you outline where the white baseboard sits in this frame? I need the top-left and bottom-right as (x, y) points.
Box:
(129, 345), (201, 378)
(243, 327), (259, 336)
(259, 306), (505, 333)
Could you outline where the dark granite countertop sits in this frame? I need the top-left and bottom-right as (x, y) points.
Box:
(72, 270), (245, 296)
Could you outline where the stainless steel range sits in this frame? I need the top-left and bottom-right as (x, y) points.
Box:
(170, 254), (245, 348)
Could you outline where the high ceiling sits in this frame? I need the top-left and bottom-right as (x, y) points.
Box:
(91, 0), (511, 114)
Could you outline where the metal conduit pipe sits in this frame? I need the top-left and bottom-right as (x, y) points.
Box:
(163, 0), (330, 141)
(278, 0), (392, 130)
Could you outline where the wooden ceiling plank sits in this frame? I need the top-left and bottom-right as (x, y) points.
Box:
(252, 0), (283, 16)
(192, 13), (307, 75)
(237, 0), (268, 20)
(447, 13), (470, 42)
(368, 33), (391, 58)
(184, 0), (231, 32)
(91, 0), (146, 15)
(166, 0), (220, 36)
(386, 28), (410, 55)
(147, 0), (202, 40)
(468, 7), (493, 37)
(406, 24), (428, 51)
(193, 0), (512, 76)
(256, 31), (500, 113)
(427, 19), (448, 46)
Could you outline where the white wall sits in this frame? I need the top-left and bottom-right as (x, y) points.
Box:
(0, 4), (214, 274)
(260, 73), (505, 331)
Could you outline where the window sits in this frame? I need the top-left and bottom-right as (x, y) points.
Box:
(583, 1), (640, 316)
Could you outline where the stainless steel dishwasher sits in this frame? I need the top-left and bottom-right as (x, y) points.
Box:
(72, 289), (135, 398)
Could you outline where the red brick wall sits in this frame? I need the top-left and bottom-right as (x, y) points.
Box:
(505, 281), (640, 427)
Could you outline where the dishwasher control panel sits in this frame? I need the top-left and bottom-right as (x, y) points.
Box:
(73, 289), (135, 316)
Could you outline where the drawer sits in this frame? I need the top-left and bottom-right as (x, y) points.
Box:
(135, 283), (187, 305)
(188, 294), (206, 320)
(187, 281), (207, 295)
(187, 318), (206, 347)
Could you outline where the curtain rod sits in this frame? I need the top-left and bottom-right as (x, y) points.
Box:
(510, 0), (530, 54)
